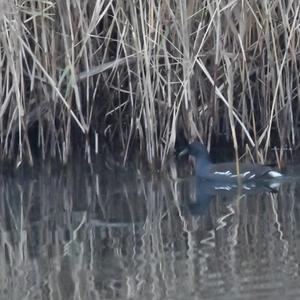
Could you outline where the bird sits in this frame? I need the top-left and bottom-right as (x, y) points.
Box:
(180, 141), (283, 181)
(186, 177), (281, 215)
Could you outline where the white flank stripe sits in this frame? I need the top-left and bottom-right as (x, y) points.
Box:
(249, 174), (256, 179)
(214, 171), (232, 176)
(268, 171), (282, 178)
(242, 185), (251, 190)
(242, 171), (250, 177)
(214, 186), (232, 191)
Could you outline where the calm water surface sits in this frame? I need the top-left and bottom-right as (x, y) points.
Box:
(1, 158), (300, 300)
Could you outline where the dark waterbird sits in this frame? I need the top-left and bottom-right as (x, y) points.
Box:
(180, 141), (283, 182)
(186, 177), (281, 215)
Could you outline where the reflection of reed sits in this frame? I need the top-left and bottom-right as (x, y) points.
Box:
(0, 163), (300, 299)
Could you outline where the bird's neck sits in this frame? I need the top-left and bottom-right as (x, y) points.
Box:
(197, 153), (211, 165)
(195, 154), (212, 176)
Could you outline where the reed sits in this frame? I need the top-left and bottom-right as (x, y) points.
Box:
(1, 0), (300, 165)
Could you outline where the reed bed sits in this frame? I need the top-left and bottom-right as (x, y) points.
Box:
(1, 0), (300, 165)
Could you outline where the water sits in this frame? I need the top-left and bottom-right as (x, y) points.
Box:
(1, 158), (300, 300)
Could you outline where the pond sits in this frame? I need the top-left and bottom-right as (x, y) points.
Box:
(1, 157), (300, 300)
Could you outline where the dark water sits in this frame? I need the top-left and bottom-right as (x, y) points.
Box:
(1, 159), (300, 300)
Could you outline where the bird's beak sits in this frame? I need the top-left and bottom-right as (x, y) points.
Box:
(179, 147), (188, 157)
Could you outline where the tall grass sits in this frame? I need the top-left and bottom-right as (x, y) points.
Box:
(1, 0), (300, 165)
